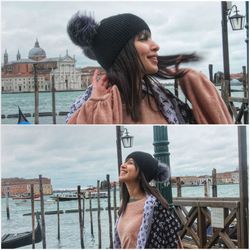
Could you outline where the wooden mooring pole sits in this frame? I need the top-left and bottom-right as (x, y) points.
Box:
(89, 191), (94, 236)
(82, 192), (85, 232)
(212, 168), (217, 197)
(77, 185), (84, 249)
(34, 63), (39, 124)
(97, 180), (102, 249)
(51, 74), (56, 124)
(56, 195), (60, 240)
(5, 190), (10, 220)
(176, 177), (182, 197)
(39, 175), (46, 248)
(113, 181), (117, 222)
(31, 184), (35, 249)
(106, 174), (113, 248)
(209, 64), (214, 83)
(204, 180), (210, 197)
(238, 126), (248, 248)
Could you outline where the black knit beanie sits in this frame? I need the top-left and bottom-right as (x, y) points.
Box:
(126, 151), (170, 182)
(67, 12), (150, 70)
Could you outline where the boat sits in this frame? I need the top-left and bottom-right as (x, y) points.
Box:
(52, 191), (108, 201)
(17, 106), (31, 124)
(1, 213), (42, 249)
(84, 191), (108, 199)
(52, 193), (79, 201)
(12, 194), (40, 200)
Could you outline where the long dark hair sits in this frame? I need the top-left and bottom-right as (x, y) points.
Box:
(118, 163), (169, 216)
(106, 32), (200, 122)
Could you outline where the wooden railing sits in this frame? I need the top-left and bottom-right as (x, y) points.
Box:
(173, 197), (242, 248)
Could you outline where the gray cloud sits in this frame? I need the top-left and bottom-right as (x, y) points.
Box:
(2, 125), (247, 188)
(1, 1), (247, 75)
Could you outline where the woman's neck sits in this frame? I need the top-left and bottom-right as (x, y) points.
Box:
(125, 181), (145, 200)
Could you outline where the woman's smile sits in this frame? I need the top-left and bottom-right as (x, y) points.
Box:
(134, 30), (160, 75)
(147, 54), (158, 64)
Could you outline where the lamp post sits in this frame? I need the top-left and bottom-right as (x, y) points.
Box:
(238, 126), (248, 248)
(221, 2), (245, 104)
(153, 126), (173, 207)
(116, 126), (134, 175)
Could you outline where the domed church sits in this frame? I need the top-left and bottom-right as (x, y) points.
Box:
(28, 39), (46, 61)
(2, 39), (83, 93)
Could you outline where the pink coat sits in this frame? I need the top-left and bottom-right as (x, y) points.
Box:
(67, 69), (233, 124)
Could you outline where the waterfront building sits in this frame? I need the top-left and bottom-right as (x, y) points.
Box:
(216, 170), (239, 184)
(1, 39), (91, 93)
(172, 169), (239, 186)
(1, 177), (53, 196)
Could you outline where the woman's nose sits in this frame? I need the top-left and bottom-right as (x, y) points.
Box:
(120, 163), (126, 170)
(150, 40), (160, 52)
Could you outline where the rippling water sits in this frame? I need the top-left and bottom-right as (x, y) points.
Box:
(1, 184), (239, 248)
(1, 85), (243, 124)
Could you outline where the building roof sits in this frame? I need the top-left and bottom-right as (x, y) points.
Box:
(28, 39), (46, 59)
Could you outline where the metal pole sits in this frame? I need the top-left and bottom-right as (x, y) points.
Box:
(153, 126), (173, 206)
(238, 126), (248, 248)
(51, 74), (56, 124)
(245, 2), (249, 82)
(34, 64), (39, 124)
(39, 175), (46, 248)
(116, 126), (122, 175)
(221, 2), (231, 102)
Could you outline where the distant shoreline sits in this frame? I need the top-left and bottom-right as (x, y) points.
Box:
(1, 89), (86, 95)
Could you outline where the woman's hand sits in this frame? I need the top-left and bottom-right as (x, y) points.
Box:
(91, 69), (111, 99)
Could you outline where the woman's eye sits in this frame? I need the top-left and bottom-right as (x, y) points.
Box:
(139, 34), (148, 41)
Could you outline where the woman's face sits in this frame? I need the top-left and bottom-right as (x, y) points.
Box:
(119, 158), (139, 183)
(134, 30), (160, 75)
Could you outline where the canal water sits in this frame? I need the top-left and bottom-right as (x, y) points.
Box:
(1, 184), (239, 249)
(1, 85), (243, 124)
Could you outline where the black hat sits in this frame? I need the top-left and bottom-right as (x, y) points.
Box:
(67, 12), (150, 70)
(125, 151), (170, 182)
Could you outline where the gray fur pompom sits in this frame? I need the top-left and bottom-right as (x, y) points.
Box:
(155, 162), (171, 182)
(67, 11), (99, 49)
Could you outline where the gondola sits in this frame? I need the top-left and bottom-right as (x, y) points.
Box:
(17, 106), (31, 124)
(1, 214), (42, 249)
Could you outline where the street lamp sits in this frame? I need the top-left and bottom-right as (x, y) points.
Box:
(121, 128), (134, 148)
(116, 126), (133, 175)
(221, 2), (245, 105)
(228, 5), (245, 31)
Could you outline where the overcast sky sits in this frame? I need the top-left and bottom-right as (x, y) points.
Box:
(1, 1), (247, 76)
(2, 125), (247, 189)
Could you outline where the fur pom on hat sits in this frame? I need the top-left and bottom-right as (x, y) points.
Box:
(67, 12), (150, 69)
(67, 12), (98, 60)
(126, 151), (170, 182)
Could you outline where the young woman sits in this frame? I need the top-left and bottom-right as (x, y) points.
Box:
(114, 151), (182, 248)
(66, 12), (232, 124)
